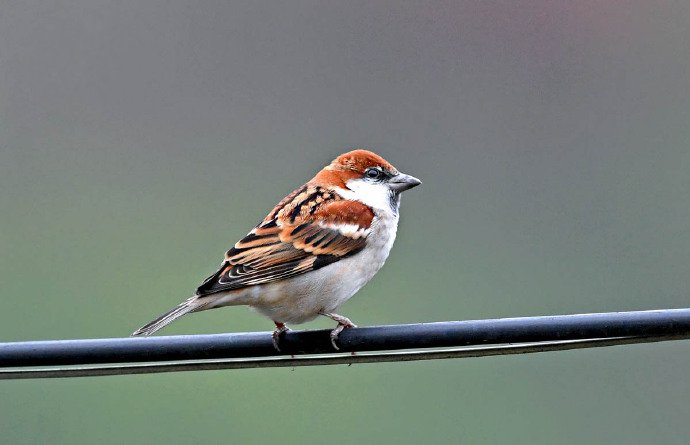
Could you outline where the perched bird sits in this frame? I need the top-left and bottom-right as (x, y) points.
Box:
(132, 149), (421, 350)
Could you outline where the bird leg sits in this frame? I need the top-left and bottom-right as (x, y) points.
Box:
(319, 312), (357, 350)
(272, 321), (290, 352)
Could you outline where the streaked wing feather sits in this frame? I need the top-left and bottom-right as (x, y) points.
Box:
(195, 186), (374, 296)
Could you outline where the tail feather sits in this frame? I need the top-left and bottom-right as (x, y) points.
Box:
(131, 296), (207, 336)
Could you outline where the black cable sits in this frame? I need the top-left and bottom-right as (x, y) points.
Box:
(1, 309), (689, 379)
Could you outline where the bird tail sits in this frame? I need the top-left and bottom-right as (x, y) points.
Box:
(131, 296), (208, 336)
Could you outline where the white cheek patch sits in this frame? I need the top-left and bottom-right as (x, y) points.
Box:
(338, 179), (393, 212)
(319, 222), (371, 238)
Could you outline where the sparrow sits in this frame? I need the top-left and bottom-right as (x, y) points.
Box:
(132, 149), (421, 350)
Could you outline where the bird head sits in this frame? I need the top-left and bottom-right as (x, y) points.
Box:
(313, 149), (421, 212)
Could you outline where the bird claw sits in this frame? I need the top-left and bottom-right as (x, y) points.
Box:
(272, 322), (290, 352)
(329, 320), (357, 351)
(318, 312), (357, 351)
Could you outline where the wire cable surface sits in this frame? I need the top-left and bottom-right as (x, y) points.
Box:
(2, 309), (689, 379)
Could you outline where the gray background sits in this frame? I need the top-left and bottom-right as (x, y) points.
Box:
(2, 1), (689, 444)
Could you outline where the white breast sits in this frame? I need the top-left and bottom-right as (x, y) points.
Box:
(243, 210), (397, 324)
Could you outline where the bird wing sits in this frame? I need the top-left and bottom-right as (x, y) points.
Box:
(195, 185), (374, 296)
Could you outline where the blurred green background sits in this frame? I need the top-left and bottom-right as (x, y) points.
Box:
(2, 1), (690, 444)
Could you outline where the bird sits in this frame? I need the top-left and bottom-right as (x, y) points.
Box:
(131, 149), (421, 350)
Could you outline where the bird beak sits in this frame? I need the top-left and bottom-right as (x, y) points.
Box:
(389, 173), (422, 192)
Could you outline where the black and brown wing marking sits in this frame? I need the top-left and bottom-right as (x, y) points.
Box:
(195, 186), (375, 296)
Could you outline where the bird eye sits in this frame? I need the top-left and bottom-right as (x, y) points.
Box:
(365, 167), (383, 179)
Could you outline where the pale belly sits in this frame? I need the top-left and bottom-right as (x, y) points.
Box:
(212, 213), (399, 324)
(250, 251), (383, 323)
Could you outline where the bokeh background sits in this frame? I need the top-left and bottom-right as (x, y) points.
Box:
(2, 1), (690, 443)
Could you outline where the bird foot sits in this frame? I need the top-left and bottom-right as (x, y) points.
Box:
(320, 313), (356, 351)
(272, 322), (290, 352)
